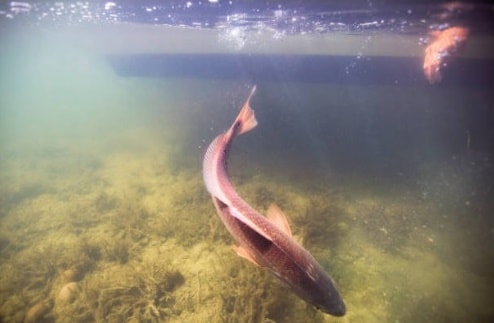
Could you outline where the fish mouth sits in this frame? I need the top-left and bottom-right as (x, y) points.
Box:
(317, 300), (346, 317)
(331, 303), (346, 317)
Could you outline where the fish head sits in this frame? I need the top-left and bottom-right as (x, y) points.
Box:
(282, 261), (346, 317)
(311, 288), (346, 316)
(301, 275), (346, 316)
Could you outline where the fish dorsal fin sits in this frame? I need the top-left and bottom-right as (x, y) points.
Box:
(266, 204), (293, 237)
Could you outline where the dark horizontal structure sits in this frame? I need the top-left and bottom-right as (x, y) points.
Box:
(107, 54), (493, 87)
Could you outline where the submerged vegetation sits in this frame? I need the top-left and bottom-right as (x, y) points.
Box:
(0, 109), (493, 322)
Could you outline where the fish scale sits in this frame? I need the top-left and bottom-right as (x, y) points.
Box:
(202, 86), (345, 316)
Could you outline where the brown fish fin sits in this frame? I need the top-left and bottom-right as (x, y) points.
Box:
(232, 245), (261, 266)
(266, 203), (293, 237)
(234, 86), (258, 135)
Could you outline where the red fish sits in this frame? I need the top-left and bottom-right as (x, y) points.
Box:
(423, 26), (469, 84)
(202, 86), (346, 316)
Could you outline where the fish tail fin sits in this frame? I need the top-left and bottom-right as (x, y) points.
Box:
(234, 86), (258, 135)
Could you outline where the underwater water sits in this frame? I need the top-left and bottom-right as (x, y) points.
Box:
(1, 1), (494, 322)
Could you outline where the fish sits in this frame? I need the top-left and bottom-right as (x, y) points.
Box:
(202, 86), (346, 316)
(423, 26), (469, 84)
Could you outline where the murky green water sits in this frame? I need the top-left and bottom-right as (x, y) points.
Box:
(1, 20), (493, 323)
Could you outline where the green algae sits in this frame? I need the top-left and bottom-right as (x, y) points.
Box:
(1, 81), (493, 323)
(1, 125), (494, 323)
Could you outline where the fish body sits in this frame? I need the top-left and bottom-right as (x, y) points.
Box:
(202, 86), (345, 316)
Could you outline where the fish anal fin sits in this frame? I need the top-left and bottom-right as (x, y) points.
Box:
(266, 203), (293, 237)
(232, 245), (261, 267)
(234, 86), (258, 135)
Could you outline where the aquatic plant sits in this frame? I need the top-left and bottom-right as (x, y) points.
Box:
(219, 260), (278, 322)
(0, 233), (13, 258)
(101, 235), (134, 264)
(301, 198), (345, 245)
(77, 237), (103, 263)
(108, 196), (151, 244)
(218, 259), (326, 323)
(147, 173), (214, 248)
(1, 81), (491, 323)
(0, 241), (75, 322)
(54, 260), (185, 322)
(94, 191), (119, 213)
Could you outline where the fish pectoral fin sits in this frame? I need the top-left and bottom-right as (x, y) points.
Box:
(232, 245), (261, 267)
(266, 203), (293, 237)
